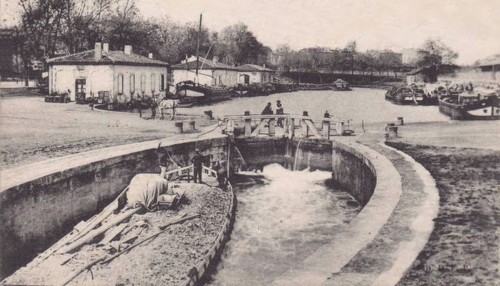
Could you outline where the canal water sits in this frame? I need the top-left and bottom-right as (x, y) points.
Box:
(186, 88), (449, 125)
(194, 88), (444, 284)
(207, 164), (361, 285)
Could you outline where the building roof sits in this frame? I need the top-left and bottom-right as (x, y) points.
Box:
(171, 57), (238, 70)
(46, 50), (168, 67)
(237, 64), (275, 72)
(407, 66), (428, 75)
(477, 59), (500, 67)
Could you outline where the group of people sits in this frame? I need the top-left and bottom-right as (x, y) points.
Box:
(261, 100), (285, 127)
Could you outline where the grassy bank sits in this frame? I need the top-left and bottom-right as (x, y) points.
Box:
(387, 142), (499, 286)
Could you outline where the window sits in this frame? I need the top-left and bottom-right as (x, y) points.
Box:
(141, 74), (146, 92)
(151, 74), (156, 92)
(160, 74), (165, 91)
(130, 74), (135, 94)
(117, 74), (124, 94)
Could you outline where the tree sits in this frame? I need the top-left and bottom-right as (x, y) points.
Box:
(416, 39), (459, 82)
(344, 41), (357, 74)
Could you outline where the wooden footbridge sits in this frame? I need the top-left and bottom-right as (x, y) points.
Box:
(222, 111), (353, 139)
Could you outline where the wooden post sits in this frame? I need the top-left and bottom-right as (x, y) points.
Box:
(336, 121), (345, 135)
(290, 117), (295, 138)
(244, 111), (251, 136)
(302, 111), (309, 137)
(175, 122), (183, 133)
(322, 120), (330, 140)
(284, 117), (289, 135)
(268, 118), (275, 136)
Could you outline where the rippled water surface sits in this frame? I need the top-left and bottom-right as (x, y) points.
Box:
(208, 164), (361, 286)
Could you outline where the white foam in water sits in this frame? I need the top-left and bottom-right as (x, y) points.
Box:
(209, 164), (360, 286)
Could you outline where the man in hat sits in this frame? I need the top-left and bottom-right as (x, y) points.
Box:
(191, 149), (204, 183)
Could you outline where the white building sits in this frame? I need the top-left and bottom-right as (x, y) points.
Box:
(171, 56), (239, 88)
(237, 64), (275, 84)
(47, 43), (169, 103)
(402, 48), (430, 65)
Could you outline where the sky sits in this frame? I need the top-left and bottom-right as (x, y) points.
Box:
(2, 0), (499, 64)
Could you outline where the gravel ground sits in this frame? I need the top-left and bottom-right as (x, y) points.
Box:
(4, 180), (232, 286)
(0, 96), (216, 169)
(387, 143), (499, 286)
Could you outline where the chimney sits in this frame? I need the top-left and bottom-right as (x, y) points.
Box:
(124, 45), (132, 55)
(148, 53), (153, 59)
(213, 56), (219, 64)
(94, 42), (102, 61)
(103, 43), (109, 54)
(263, 63), (266, 68)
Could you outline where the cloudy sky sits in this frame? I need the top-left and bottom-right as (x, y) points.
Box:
(2, 0), (499, 64)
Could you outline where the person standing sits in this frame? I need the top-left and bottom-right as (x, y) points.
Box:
(151, 97), (158, 119)
(191, 149), (204, 183)
(276, 100), (284, 127)
(216, 162), (227, 190)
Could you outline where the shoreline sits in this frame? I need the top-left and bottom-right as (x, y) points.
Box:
(386, 142), (499, 286)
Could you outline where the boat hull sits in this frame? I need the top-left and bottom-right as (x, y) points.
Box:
(439, 96), (500, 120)
(175, 81), (235, 106)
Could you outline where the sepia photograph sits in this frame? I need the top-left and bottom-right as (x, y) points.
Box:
(0, 0), (499, 285)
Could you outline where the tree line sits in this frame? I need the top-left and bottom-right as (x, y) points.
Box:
(12, 0), (458, 80)
(14, 0), (270, 68)
(273, 39), (458, 77)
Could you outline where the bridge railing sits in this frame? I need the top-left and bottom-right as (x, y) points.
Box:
(222, 111), (353, 139)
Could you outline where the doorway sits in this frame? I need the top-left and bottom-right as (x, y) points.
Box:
(75, 79), (86, 102)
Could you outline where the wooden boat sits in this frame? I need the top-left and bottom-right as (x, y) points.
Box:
(175, 80), (235, 106)
(234, 83), (275, 97)
(439, 93), (500, 120)
(385, 83), (436, 105)
(331, 79), (352, 91)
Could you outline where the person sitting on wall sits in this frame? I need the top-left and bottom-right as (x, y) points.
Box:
(191, 149), (204, 184)
(261, 102), (273, 115)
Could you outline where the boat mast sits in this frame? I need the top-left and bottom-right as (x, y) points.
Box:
(195, 14), (202, 84)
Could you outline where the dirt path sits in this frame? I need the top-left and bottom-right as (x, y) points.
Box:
(387, 143), (499, 286)
(0, 97), (215, 169)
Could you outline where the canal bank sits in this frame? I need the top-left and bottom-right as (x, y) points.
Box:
(1, 123), (412, 284)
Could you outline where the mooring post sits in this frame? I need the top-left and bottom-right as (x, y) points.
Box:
(397, 116), (404, 125)
(302, 111), (309, 137)
(244, 111), (251, 136)
(336, 121), (344, 136)
(175, 121), (183, 133)
(387, 126), (399, 138)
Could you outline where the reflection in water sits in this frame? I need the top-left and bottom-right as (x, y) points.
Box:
(208, 164), (361, 286)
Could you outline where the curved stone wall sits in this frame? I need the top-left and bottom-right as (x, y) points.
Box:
(1, 134), (400, 284)
(0, 135), (228, 279)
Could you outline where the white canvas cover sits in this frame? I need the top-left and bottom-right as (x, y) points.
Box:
(126, 174), (168, 211)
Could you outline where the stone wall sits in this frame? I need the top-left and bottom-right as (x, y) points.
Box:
(0, 136), (227, 279)
(331, 141), (377, 205)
